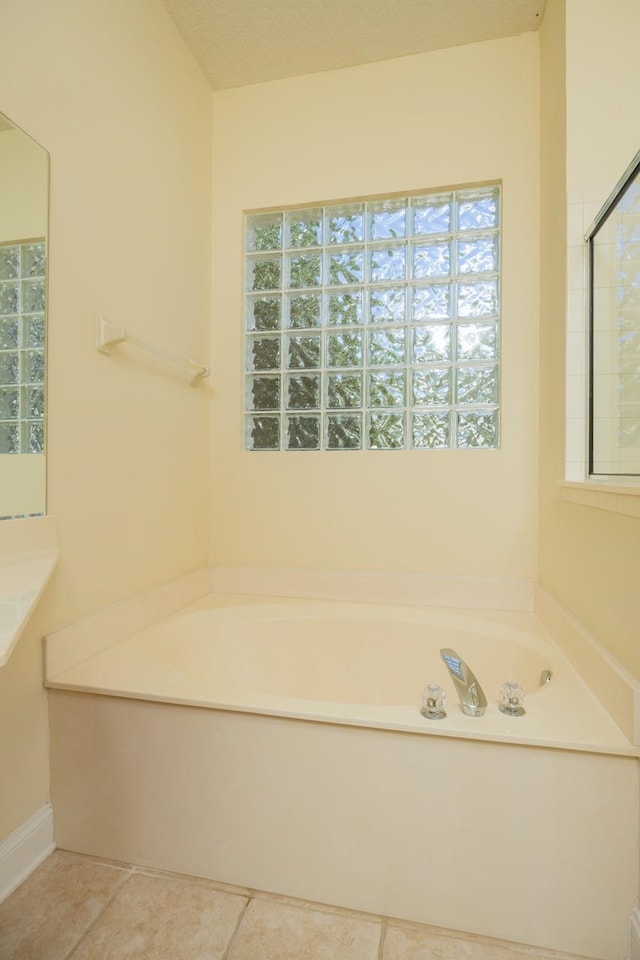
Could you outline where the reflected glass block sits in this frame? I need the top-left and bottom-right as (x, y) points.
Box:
(246, 295), (281, 331)
(247, 375), (280, 410)
(0, 352), (19, 385)
(0, 247), (19, 281)
(0, 318), (19, 349)
(618, 419), (640, 446)
(368, 371), (406, 407)
(288, 254), (322, 288)
(0, 422), (19, 453)
(247, 214), (283, 252)
(248, 415), (280, 450)
(369, 245), (406, 283)
(22, 280), (45, 313)
(412, 196), (451, 235)
(368, 328), (406, 365)
(22, 350), (45, 384)
(327, 414), (361, 449)
(328, 292), (362, 326)
(413, 241), (451, 279)
(287, 293), (321, 329)
(457, 280), (499, 318)
(286, 415), (320, 449)
(23, 385), (44, 418)
(23, 315), (45, 348)
(456, 365), (498, 405)
(412, 325), (451, 363)
(0, 387), (18, 420)
(287, 209), (323, 248)
(23, 421), (44, 454)
(618, 373), (640, 403)
(368, 287), (405, 324)
(456, 411), (498, 448)
(457, 189), (499, 230)
(329, 249), (364, 285)
(413, 368), (451, 405)
(369, 200), (407, 240)
(412, 284), (451, 321)
(617, 330), (640, 374)
(327, 373), (362, 408)
(0, 282), (19, 316)
(248, 256), (281, 291)
(286, 335), (321, 369)
(247, 336), (280, 371)
(286, 374), (320, 409)
(620, 182), (640, 214)
(329, 205), (364, 245)
(457, 323), (498, 361)
(327, 332), (362, 368)
(368, 413), (405, 449)
(413, 412), (450, 448)
(21, 243), (46, 278)
(457, 235), (498, 274)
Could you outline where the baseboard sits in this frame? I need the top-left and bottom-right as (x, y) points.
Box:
(0, 803), (54, 902)
(630, 908), (640, 960)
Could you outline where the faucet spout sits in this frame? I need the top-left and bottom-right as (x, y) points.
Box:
(440, 648), (487, 717)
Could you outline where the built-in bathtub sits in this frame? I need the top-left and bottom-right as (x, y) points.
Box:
(45, 591), (640, 959)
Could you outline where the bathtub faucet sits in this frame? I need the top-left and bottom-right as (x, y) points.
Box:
(440, 648), (487, 717)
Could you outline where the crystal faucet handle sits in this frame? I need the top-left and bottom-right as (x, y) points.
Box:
(499, 680), (526, 717)
(421, 683), (447, 720)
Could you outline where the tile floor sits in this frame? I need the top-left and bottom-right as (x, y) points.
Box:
(0, 850), (590, 960)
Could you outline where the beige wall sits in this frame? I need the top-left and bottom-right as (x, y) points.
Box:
(0, 128), (48, 241)
(210, 35), (540, 578)
(538, 0), (640, 682)
(0, 0), (212, 839)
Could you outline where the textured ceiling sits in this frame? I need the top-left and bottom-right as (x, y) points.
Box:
(160, 0), (546, 90)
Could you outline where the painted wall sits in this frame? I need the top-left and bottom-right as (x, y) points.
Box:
(538, 0), (640, 682)
(210, 35), (540, 579)
(0, 0), (211, 840)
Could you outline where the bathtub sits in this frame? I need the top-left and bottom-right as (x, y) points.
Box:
(46, 594), (640, 959)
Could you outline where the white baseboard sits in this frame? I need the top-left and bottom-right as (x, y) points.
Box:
(630, 908), (640, 960)
(0, 803), (54, 903)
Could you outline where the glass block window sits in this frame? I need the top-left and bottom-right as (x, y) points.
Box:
(0, 240), (46, 454)
(244, 187), (500, 450)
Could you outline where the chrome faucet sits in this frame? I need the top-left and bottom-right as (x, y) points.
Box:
(440, 648), (487, 717)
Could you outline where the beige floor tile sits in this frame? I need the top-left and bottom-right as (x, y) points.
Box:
(0, 850), (128, 960)
(68, 871), (247, 960)
(383, 923), (566, 960)
(228, 898), (381, 960)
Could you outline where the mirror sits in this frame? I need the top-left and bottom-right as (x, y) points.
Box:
(0, 111), (48, 519)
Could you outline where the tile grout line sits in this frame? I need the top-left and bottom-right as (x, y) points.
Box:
(377, 917), (387, 960)
(61, 865), (135, 960)
(219, 894), (253, 960)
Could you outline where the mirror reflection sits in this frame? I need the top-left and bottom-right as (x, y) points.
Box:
(0, 111), (48, 519)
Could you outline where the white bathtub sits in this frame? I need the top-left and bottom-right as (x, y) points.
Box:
(46, 595), (640, 958)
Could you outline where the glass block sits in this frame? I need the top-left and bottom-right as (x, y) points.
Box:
(413, 412), (450, 448)
(286, 415), (320, 450)
(287, 209), (323, 248)
(247, 336), (280, 371)
(412, 284), (451, 322)
(369, 245), (406, 283)
(368, 413), (405, 449)
(288, 254), (322, 289)
(23, 315), (45, 348)
(22, 279), (45, 314)
(246, 294), (281, 331)
(248, 415), (280, 450)
(413, 368), (451, 405)
(287, 293), (321, 329)
(457, 323), (498, 361)
(369, 200), (407, 240)
(22, 385), (44, 418)
(328, 291), (362, 326)
(286, 335), (321, 369)
(21, 242), (46, 277)
(327, 332), (362, 368)
(248, 375), (280, 410)
(0, 246), (19, 281)
(413, 241), (451, 279)
(329, 249), (364, 285)
(22, 350), (45, 384)
(456, 366), (498, 405)
(247, 255), (281, 292)
(0, 387), (18, 420)
(368, 287), (406, 324)
(456, 410), (498, 448)
(368, 327), (406, 365)
(457, 235), (499, 275)
(0, 352), (19, 385)
(327, 373), (362, 408)
(412, 195), (451, 236)
(0, 282), (19, 315)
(286, 374), (320, 409)
(329, 205), (364, 245)
(0, 317), (19, 349)
(368, 371), (406, 407)
(327, 414), (361, 449)
(457, 189), (499, 231)
(23, 421), (44, 454)
(247, 213), (283, 252)
(412, 325), (451, 363)
(457, 279), (499, 318)
(0, 422), (19, 453)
